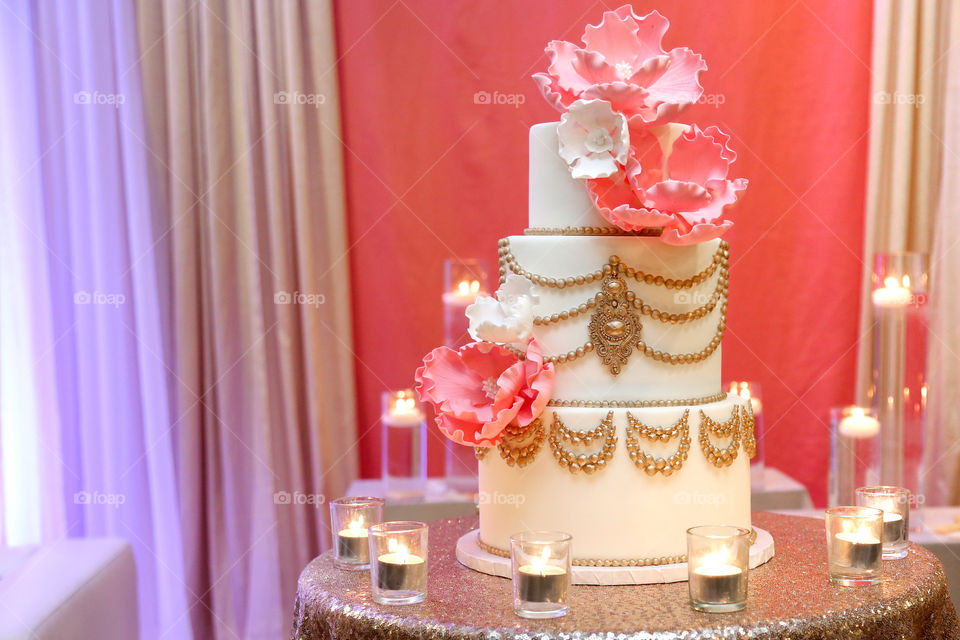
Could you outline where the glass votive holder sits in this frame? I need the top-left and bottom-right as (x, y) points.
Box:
(368, 521), (428, 605)
(856, 486), (910, 559)
(329, 497), (384, 570)
(510, 531), (572, 619)
(828, 406), (880, 507)
(825, 506), (883, 585)
(686, 525), (750, 613)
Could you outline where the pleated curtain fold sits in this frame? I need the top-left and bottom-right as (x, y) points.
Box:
(857, 0), (959, 505)
(134, 1), (356, 636)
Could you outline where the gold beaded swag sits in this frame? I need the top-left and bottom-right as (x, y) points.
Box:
(497, 238), (729, 374)
(476, 398), (758, 475)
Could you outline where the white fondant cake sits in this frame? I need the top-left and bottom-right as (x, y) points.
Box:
(416, 7), (756, 576)
(475, 123), (751, 564)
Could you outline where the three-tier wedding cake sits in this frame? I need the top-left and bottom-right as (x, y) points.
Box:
(417, 6), (754, 569)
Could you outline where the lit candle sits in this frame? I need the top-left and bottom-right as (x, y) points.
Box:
(690, 563), (746, 605)
(832, 531), (881, 570)
(516, 547), (568, 603)
(838, 408), (880, 438)
(337, 517), (369, 564)
(442, 279), (482, 305)
(872, 276), (912, 307)
(729, 381), (762, 415)
(376, 539), (426, 591)
(383, 390), (424, 427)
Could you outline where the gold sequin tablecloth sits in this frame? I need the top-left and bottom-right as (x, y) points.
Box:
(292, 513), (960, 640)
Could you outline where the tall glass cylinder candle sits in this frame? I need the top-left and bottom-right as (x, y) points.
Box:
(856, 486), (910, 559)
(442, 258), (491, 493)
(726, 380), (765, 490)
(870, 252), (928, 528)
(825, 506), (883, 586)
(829, 406), (881, 507)
(329, 497), (384, 570)
(368, 521), (428, 605)
(381, 390), (427, 498)
(686, 525), (750, 613)
(510, 531), (572, 619)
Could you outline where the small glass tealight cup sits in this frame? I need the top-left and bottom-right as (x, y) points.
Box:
(510, 531), (572, 619)
(686, 525), (750, 613)
(329, 497), (384, 570)
(856, 486), (910, 559)
(825, 506), (883, 586)
(368, 521), (428, 605)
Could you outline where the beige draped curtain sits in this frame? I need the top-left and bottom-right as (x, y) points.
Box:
(857, 0), (959, 505)
(133, 1), (356, 636)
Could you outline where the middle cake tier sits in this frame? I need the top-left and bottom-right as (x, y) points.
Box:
(501, 234), (727, 402)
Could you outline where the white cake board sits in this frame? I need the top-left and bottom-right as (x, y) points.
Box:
(456, 528), (774, 585)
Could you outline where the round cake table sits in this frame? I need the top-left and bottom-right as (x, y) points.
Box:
(292, 513), (960, 640)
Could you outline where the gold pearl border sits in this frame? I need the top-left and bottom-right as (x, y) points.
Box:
(523, 226), (664, 237)
(476, 529), (757, 567)
(547, 390), (727, 408)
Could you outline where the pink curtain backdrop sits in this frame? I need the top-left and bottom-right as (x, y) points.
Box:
(334, 0), (872, 505)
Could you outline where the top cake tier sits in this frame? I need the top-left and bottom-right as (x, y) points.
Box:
(529, 122), (606, 229)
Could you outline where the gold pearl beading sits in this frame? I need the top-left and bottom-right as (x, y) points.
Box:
(498, 239), (729, 369)
(498, 238), (728, 291)
(523, 226), (664, 237)
(741, 401), (758, 459)
(548, 411), (617, 475)
(492, 417), (545, 468)
(546, 391), (727, 408)
(625, 410), (691, 476)
(698, 405), (742, 468)
(531, 265), (727, 326)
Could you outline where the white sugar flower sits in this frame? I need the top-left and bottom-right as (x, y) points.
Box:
(557, 99), (630, 179)
(465, 274), (540, 345)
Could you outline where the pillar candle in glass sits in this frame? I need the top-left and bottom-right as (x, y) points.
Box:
(856, 486), (909, 559)
(726, 380), (765, 490)
(825, 506), (883, 585)
(381, 389), (427, 498)
(510, 531), (572, 619)
(441, 258), (490, 493)
(368, 521), (428, 605)
(686, 525), (750, 613)
(870, 252), (928, 530)
(329, 497), (384, 570)
(829, 407), (881, 507)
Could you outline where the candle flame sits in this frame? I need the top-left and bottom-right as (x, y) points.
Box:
(883, 276), (899, 290)
(902, 274), (911, 289)
(455, 279), (481, 297)
(387, 538), (410, 559)
(851, 407), (865, 419)
(348, 517), (364, 532)
(529, 546), (551, 576)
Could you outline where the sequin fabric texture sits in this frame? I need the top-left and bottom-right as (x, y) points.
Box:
(292, 513), (960, 639)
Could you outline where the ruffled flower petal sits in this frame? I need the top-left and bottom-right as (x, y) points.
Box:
(546, 40), (592, 94)
(557, 99), (630, 180)
(415, 337), (554, 447)
(660, 219), (734, 246)
(639, 47), (707, 123)
(667, 125), (735, 185)
(642, 180), (711, 213)
(533, 7), (702, 122)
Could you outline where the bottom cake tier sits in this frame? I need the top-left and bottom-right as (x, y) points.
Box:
(477, 393), (753, 564)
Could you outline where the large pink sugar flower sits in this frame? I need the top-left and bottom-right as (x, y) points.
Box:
(533, 6), (706, 125)
(415, 337), (554, 447)
(587, 123), (747, 244)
